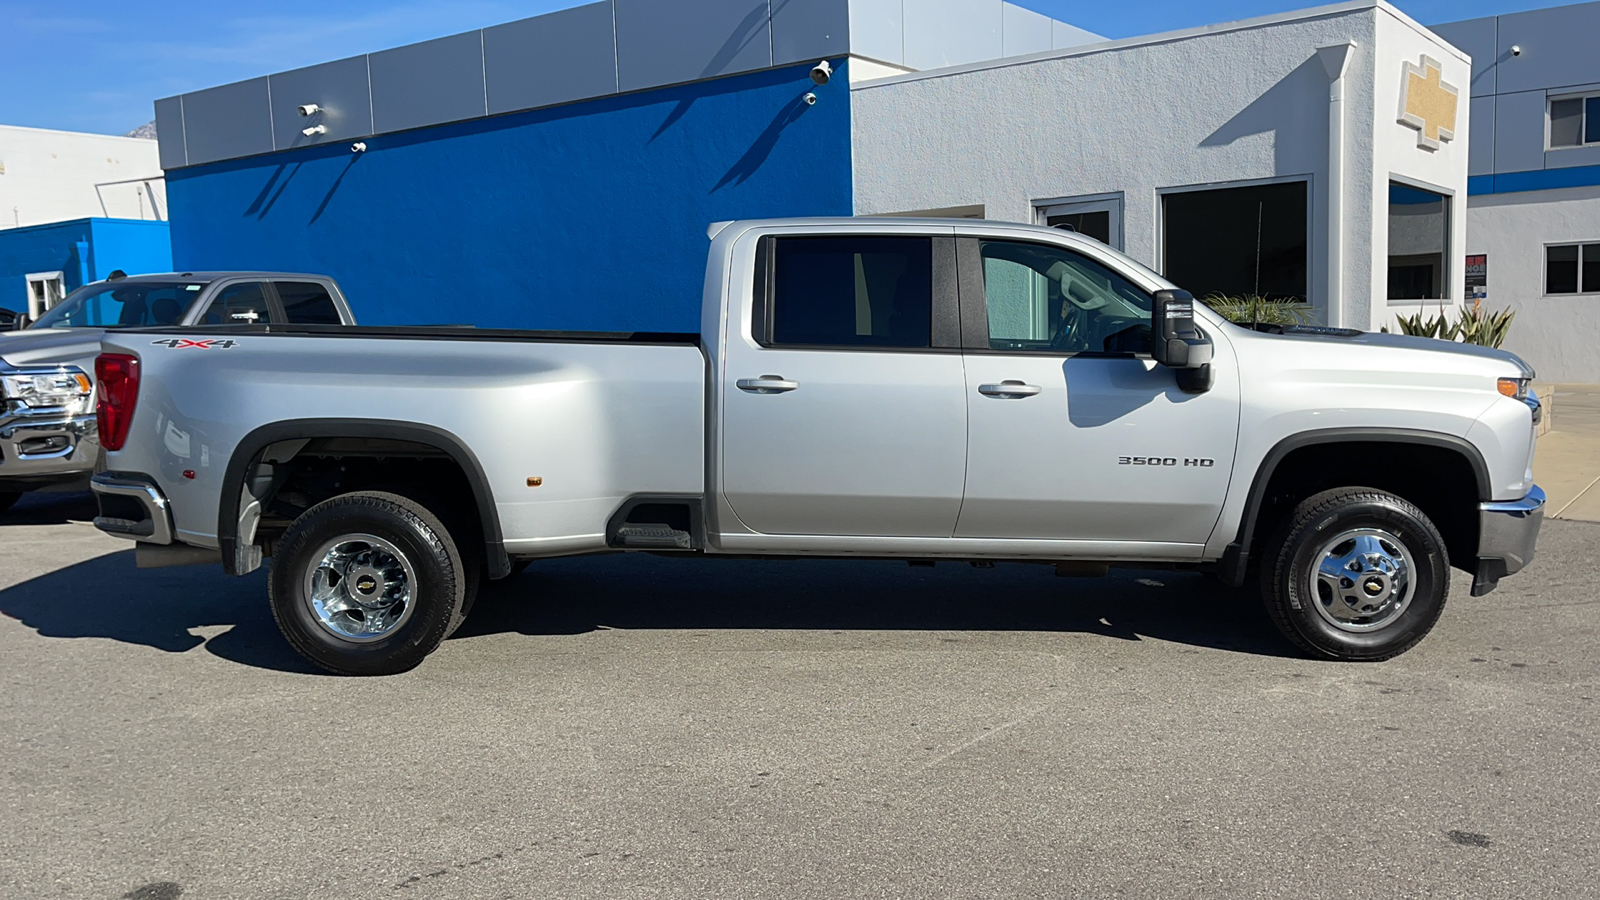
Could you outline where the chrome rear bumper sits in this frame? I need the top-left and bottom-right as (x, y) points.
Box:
(91, 472), (174, 544)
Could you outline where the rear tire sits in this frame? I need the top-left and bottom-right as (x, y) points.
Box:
(1260, 487), (1448, 662)
(269, 491), (465, 676)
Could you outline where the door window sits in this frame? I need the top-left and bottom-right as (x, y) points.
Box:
(767, 237), (933, 349)
(979, 241), (1153, 354)
(275, 281), (344, 324)
(201, 282), (274, 326)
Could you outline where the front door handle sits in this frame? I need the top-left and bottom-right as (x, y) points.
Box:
(978, 380), (1042, 398)
(737, 376), (800, 394)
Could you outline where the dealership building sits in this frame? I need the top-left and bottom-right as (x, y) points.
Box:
(146, 0), (1592, 380)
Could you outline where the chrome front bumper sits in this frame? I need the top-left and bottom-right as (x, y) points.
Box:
(91, 472), (175, 544)
(0, 413), (98, 483)
(1472, 484), (1545, 597)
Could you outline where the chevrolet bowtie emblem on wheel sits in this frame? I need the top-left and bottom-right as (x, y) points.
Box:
(1399, 55), (1459, 151)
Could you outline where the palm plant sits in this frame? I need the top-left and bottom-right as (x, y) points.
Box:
(1198, 294), (1316, 328)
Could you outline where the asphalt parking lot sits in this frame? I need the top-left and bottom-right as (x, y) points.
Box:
(2, 491), (1597, 900)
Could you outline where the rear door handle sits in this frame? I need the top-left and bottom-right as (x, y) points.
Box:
(737, 376), (800, 394)
(979, 381), (1042, 398)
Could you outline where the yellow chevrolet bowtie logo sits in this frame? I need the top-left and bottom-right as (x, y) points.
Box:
(1399, 55), (1459, 151)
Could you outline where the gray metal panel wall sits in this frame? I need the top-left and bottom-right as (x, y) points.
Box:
(1001, 2), (1052, 58)
(181, 78), (274, 166)
(1429, 16), (1497, 97)
(1495, 2), (1600, 95)
(773, 0), (852, 66)
(848, 0), (904, 65)
(269, 55), (374, 150)
(1469, 95), (1495, 176)
(1494, 90), (1548, 174)
(903, 0), (1002, 71)
(615, 0), (772, 93)
(485, 2), (619, 115)
(370, 31), (487, 134)
(152, 96), (186, 170)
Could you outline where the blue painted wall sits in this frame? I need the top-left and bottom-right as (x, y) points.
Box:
(166, 60), (854, 331)
(0, 219), (172, 315)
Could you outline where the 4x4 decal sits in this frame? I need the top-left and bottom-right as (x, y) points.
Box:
(151, 339), (239, 350)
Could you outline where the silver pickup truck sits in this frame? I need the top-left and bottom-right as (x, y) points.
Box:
(0, 272), (353, 512)
(91, 218), (1545, 675)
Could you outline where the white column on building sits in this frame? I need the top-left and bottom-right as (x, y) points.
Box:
(1316, 42), (1357, 328)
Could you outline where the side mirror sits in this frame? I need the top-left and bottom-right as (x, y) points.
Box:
(14, 315), (31, 330)
(1151, 289), (1213, 393)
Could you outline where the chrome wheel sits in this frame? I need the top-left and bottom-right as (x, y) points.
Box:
(303, 534), (417, 642)
(1312, 528), (1416, 633)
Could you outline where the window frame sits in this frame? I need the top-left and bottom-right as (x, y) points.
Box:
(196, 279), (282, 327)
(1386, 175), (1455, 304)
(24, 271), (66, 319)
(1156, 175), (1313, 306)
(1547, 92), (1600, 151)
(752, 234), (962, 353)
(955, 237), (1158, 360)
(1544, 241), (1600, 296)
(1033, 193), (1125, 251)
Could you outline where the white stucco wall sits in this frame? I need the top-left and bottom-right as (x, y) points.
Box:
(1369, 10), (1472, 332)
(851, 1), (1471, 333)
(0, 126), (166, 229)
(1465, 184), (1600, 383)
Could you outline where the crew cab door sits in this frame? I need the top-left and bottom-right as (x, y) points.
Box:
(954, 235), (1240, 547)
(719, 230), (968, 538)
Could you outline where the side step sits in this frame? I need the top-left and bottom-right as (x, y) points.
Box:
(614, 523), (693, 550)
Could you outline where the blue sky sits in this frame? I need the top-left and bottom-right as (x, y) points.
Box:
(0, 0), (1561, 136)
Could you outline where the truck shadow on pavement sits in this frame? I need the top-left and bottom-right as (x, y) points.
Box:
(0, 551), (1294, 674)
(454, 555), (1295, 659)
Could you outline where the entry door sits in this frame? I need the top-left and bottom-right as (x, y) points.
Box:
(720, 234), (968, 538)
(1036, 196), (1123, 250)
(25, 271), (65, 319)
(955, 237), (1239, 546)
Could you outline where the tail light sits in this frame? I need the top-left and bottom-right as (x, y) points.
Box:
(95, 354), (141, 451)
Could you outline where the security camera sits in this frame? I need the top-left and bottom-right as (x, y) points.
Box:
(351, 142), (367, 153)
(297, 103), (322, 117)
(1510, 45), (1522, 56)
(804, 92), (818, 106)
(302, 124), (327, 137)
(809, 60), (833, 86)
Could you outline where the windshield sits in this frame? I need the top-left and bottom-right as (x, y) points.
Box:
(31, 281), (208, 329)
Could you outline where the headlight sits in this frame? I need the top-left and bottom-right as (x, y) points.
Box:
(1497, 377), (1532, 401)
(1, 368), (93, 411)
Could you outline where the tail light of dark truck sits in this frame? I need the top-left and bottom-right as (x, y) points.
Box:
(94, 354), (140, 451)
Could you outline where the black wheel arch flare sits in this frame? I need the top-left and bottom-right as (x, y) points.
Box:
(1218, 428), (1492, 587)
(218, 419), (510, 580)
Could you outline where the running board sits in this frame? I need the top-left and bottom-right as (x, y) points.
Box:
(613, 523), (694, 550)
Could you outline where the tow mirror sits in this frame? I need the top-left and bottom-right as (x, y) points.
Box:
(1151, 289), (1213, 393)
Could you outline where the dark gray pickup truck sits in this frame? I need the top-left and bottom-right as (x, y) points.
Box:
(0, 272), (354, 512)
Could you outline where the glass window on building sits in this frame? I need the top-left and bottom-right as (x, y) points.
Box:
(1162, 181), (1308, 303)
(1549, 95), (1600, 149)
(1387, 183), (1451, 301)
(1546, 244), (1600, 295)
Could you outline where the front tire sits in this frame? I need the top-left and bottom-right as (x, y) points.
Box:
(1261, 488), (1449, 662)
(269, 491), (466, 676)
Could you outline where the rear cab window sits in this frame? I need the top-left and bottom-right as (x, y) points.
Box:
(200, 282), (274, 326)
(765, 236), (934, 349)
(275, 281), (345, 325)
